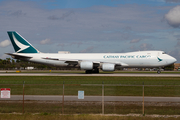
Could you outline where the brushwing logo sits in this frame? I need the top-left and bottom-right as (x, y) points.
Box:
(157, 57), (163, 62)
(12, 33), (30, 53)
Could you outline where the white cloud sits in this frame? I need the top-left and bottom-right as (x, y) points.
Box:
(129, 43), (154, 51)
(139, 43), (154, 50)
(1, 54), (8, 59)
(165, 5), (180, 28)
(80, 46), (94, 53)
(40, 39), (51, 44)
(0, 40), (11, 47)
(165, 0), (180, 3)
(130, 39), (141, 43)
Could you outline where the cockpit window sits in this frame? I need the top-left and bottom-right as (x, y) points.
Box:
(162, 52), (166, 54)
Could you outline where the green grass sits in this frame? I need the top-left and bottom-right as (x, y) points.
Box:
(1, 101), (180, 115)
(1, 76), (180, 96)
(0, 76), (180, 85)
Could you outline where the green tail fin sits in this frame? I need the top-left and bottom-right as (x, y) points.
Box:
(7, 31), (39, 53)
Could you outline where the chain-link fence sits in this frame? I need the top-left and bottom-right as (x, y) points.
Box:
(1, 82), (180, 115)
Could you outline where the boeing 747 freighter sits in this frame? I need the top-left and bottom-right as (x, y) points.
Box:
(6, 31), (177, 74)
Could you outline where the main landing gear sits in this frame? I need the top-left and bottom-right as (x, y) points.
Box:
(85, 68), (99, 74)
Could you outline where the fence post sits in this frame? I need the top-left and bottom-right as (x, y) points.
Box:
(142, 82), (145, 116)
(102, 81), (104, 115)
(23, 81), (25, 114)
(62, 81), (64, 114)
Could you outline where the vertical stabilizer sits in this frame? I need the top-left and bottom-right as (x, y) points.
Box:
(7, 31), (39, 53)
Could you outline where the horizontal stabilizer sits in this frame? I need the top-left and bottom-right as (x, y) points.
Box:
(5, 53), (32, 59)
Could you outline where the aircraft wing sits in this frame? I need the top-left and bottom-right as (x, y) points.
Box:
(42, 57), (79, 66)
(42, 57), (128, 67)
(116, 62), (129, 67)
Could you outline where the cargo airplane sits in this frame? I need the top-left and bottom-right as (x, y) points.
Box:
(6, 31), (177, 74)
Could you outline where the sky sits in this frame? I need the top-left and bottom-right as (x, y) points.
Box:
(0, 0), (180, 62)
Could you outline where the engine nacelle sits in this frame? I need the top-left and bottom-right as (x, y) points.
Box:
(102, 63), (115, 71)
(80, 61), (93, 70)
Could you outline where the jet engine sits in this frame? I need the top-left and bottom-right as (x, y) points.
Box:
(102, 63), (115, 71)
(80, 61), (93, 70)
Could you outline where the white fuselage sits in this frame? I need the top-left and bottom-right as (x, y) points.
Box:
(15, 51), (177, 68)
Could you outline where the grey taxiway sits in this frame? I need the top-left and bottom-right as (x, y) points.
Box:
(1, 95), (180, 102)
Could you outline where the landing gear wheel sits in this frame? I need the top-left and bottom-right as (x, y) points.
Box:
(85, 69), (99, 74)
(157, 70), (161, 74)
(85, 70), (92, 74)
(93, 68), (99, 73)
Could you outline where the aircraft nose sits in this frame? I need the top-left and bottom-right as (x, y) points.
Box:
(173, 57), (177, 63)
(170, 56), (177, 64)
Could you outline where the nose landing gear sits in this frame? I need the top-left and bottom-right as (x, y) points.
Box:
(157, 67), (161, 74)
(157, 70), (161, 74)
